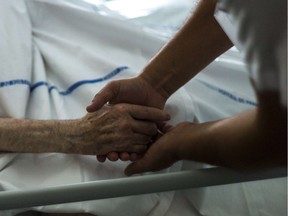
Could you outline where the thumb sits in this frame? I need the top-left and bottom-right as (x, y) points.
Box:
(124, 159), (151, 176)
(124, 146), (162, 176)
(124, 150), (159, 176)
(86, 84), (116, 112)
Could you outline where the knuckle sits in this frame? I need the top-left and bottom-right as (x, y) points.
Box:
(114, 103), (127, 111)
(107, 80), (117, 89)
(122, 119), (132, 128)
(116, 118), (132, 130)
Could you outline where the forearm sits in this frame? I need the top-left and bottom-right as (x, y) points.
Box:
(0, 118), (79, 154)
(179, 107), (287, 169)
(0, 104), (170, 155)
(140, 0), (233, 98)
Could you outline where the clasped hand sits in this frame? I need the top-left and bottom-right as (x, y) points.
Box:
(66, 103), (170, 157)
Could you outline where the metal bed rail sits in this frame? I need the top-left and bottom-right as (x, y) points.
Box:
(0, 166), (286, 210)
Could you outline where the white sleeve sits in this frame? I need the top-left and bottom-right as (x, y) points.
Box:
(215, 0), (287, 107)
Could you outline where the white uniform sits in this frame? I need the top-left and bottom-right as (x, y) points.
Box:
(215, 0), (287, 107)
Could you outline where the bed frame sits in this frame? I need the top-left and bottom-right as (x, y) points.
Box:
(0, 166), (286, 210)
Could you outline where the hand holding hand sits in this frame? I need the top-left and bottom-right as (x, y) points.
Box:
(124, 122), (192, 176)
(65, 104), (170, 155)
(86, 76), (169, 162)
(86, 76), (168, 112)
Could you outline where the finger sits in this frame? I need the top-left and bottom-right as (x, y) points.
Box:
(107, 152), (120, 161)
(130, 153), (143, 161)
(124, 147), (160, 176)
(113, 133), (151, 149)
(100, 134), (150, 153)
(157, 122), (174, 133)
(131, 121), (158, 136)
(120, 152), (143, 161)
(124, 157), (154, 176)
(97, 155), (107, 163)
(86, 83), (117, 112)
(125, 104), (170, 121)
(119, 152), (131, 161)
(123, 143), (148, 154)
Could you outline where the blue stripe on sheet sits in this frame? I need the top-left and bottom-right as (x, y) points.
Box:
(0, 79), (31, 88)
(0, 66), (128, 95)
(0, 66), (256, 106)
(196, 79), (257, 106)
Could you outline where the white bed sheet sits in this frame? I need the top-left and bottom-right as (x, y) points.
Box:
(0, 0), (286, 216)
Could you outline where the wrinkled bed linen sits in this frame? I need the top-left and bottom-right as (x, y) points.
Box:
(0, 0), (286, 216)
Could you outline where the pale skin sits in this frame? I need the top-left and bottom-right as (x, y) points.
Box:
(2, 104), (170, 216)
(0, 103), (170, 156)
(86, 0), (287, 175)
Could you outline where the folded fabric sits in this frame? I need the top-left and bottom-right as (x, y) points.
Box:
(0, 1), (285, 216)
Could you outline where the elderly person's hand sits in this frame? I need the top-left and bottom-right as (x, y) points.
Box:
(0, 103), (169, 155)
(86, 76), (169, 162)
(64, 103), (170, 155)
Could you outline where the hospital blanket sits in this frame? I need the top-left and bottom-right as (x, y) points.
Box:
(0, 0), (286, 216)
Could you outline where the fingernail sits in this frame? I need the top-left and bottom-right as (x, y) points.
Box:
(86, 105), (93, 112)
(87, 101), (93, 107)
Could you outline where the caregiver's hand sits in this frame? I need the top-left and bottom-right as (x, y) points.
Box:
(87, 75), (168, 162)
(124, 122), (192, 176)
(66, 103), (170, 155)
(86, 76), (169, 162)
(125, 107), (287, 176)
(86, 76), (168, 112)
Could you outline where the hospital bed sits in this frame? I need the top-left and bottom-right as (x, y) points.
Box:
(0, 0), (286, 215)
(0, 167), (286, 210)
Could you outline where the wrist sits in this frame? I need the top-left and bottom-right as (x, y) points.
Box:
(175, 121), (214, 163)
(140, 62), (178, 100)
(140, 69), (170, 99)
(57, 119), (89, 154)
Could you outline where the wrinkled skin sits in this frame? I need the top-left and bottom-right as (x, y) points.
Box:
(66, 103), (169, 156)
(86, 77), (168, 161)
